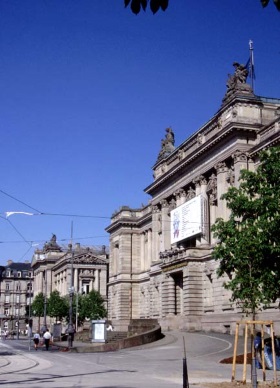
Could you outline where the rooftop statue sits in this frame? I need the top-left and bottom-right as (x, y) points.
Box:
(157, 127), (175, 162)
(43, 234), (62, 252)
(226, 62), (248, 91)
(222, 61), (253, 105)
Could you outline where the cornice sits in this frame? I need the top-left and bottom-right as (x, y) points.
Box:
(145, 122), (259, 196)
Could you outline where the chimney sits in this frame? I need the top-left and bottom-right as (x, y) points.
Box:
(7, 259), (13, 266)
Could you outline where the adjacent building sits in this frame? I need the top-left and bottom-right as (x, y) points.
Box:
(106, 62), (280, 333)
(31, 235), (109, 330)
(0, 260), (33, 334)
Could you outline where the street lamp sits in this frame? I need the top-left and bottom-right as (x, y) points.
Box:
(43, 270), (47, 333)
(67, 243), (75, 348)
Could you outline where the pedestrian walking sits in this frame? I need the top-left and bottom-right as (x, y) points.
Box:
(43, 329), (52, 351)
(33, 330), (40, 351)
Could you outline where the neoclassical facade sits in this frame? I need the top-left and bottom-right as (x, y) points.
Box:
(106, 63), (280, 333)
(31, 235), (109, 328)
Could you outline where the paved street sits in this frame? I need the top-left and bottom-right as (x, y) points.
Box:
(0, 331), (275, 388)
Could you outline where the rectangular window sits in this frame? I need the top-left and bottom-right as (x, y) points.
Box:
(4, 308), (9, 316)
(5, 295), (10, 303)
(5, 283), (10, 291)
(16, 295), (20, 303)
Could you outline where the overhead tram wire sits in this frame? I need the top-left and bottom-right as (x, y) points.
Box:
(0, 189), (111, 219)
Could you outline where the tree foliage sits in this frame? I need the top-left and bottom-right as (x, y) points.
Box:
(31, 292), (45, 317)
(124, 0), (280, 14)
(212, 147), (280, 316)
(261, 0), (280, 11)
(124, 0), (168, 15)
(78, 290), (107, 321)
(47, 290), (69, 322)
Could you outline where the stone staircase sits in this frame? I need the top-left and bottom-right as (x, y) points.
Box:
(106, 331), (127, 343)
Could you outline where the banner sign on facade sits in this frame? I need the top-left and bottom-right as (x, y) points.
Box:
(170, 194), (207, 244)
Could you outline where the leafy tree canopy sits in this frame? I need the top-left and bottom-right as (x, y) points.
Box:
(261, 0), (280, 11)
(124, 0), (168, 15)
(212, 147), (280, 316)
(47, 290), (69, 322)
(79, 290), (107, 322)
(31, 292), (45, 317)
(124, 0), (280, 14)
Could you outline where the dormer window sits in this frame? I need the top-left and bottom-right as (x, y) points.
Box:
(17, 271), (21, 278)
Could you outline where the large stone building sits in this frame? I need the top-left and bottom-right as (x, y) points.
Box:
(106, 62), (280, 333)
(31, 235), (109, 329)
(0, 260), (33, 334)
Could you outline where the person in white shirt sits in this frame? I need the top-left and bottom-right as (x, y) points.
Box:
(43, 329), (52, 350)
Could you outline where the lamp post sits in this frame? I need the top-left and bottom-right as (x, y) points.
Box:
(28, 282), (32, 351)
(16, 281), (20, 340)
(67, 242), (75, 348)
(43, 270), (47, 333)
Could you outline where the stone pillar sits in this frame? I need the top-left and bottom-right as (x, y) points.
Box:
(160, 199), (170, 251)
(140, 233), (145, 271)
(232, 150), (248, 187)
(215, 161), (228, 220)
(151, 205), (160, 262)
(207, 173), (218, 243)
(147, 229), (152, 267)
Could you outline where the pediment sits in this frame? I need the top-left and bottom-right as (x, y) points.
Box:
(73, 253), (107, 265)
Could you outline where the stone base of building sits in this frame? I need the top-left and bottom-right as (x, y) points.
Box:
(159, 311), (280, 336)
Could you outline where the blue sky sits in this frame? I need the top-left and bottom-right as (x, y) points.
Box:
(0, 0), (279, 265)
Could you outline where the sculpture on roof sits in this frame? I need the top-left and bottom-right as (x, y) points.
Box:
(222, 61), (253, 105)
(43, 234), (62, 252)
(226, 62), (248, 91)
(157, 127), (175, 162)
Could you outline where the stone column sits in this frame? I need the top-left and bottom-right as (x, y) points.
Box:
(151, 205), (160, 262)
(215, 161), (228, 220)
(160, 199), (170, 251)
(207, 173), (218, 243)
(232, 150), (248, 187)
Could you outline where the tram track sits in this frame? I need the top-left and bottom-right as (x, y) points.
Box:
(0, 348), (40, 375)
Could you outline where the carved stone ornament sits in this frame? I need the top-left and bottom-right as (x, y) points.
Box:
(207, 174), (217, 205)
(160, 199), (169, 208)
(152, 205), (160, 214)
(226, 167), (235, 186)
(169, 198), (177, 211)
(215, 161), (227, 174)
(232, 150), (248, 164)
(197, 133), (205, 145)
(193, 175), (204, 187)
(186, 187), (196, 200)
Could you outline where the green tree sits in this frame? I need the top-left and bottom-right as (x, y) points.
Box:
(261, 0), (280, 11)
(79, 290), (107, 322)
(212, 147), (280, 317)
(31, 292), (45, 329)
(124, 0), (280, 14)
(47, 290), (69, 322)
(125, 0), (168, 14)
